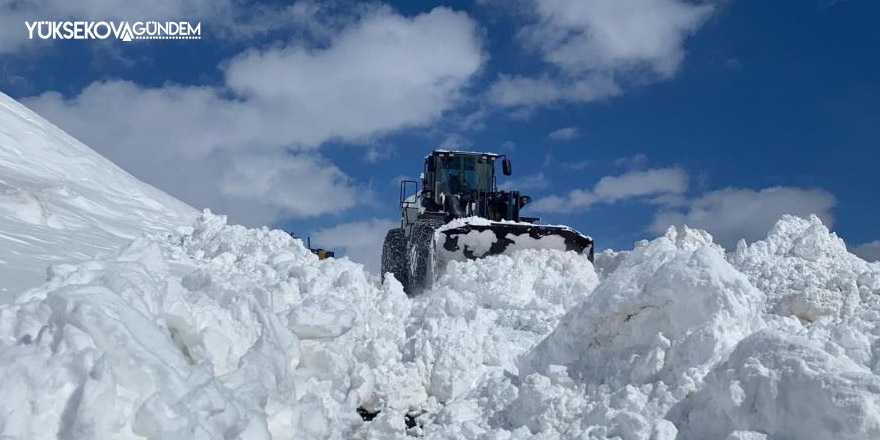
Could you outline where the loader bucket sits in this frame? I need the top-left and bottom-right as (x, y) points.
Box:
(436, 222), (593, 264)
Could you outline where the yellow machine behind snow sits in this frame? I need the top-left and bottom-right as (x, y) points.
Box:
(287, 233), (336, 260)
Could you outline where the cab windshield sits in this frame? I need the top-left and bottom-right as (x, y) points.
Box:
(435, 155), (493, 195)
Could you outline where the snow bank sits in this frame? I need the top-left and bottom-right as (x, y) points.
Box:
(0, 211), (418, 439)
(523, 225), (765, 390)
(441, 226), (764, 439)
(675, 217), (880, 440)
(732, 214), (880, 322)
(0, 92), (195, 297)
(676, 329), (880, 440)
(727, 215), (880, 393)
(414, 218), (880, 440)
(408, 249), (599, 404)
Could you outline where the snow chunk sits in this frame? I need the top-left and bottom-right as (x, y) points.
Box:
(593, 248), (630, 279)
(732, 214), (880, 321)
(676, 329), (880, 440)
(288, 297), (356, 339)
(523, 225), (765, 391)
(408, 248), (599, 402)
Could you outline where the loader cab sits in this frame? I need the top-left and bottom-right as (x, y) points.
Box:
(397, 150), (520, 235)
(422, 151), (509, 201)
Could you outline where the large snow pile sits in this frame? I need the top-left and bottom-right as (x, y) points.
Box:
(731, 214), (879, 322)
(525, 226), (764, 388)
(3, 210), (880, 439)
(407, 249), (598, 403)
(409, 220), (880, 440)
(675, 329), (880, 440)
(0, 211), (417, 439)
(0, 92), (195, 298)
(413, 226), (767, 439)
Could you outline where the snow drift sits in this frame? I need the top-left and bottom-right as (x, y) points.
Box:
(407, 248), (599, 403)
(523, 225), (765, 389)
(411, 221), (880, 440)
(731, 214), (878, 322)
(0, 211), (415, 439)
(0, 92), (194, 298)
(2, 90), (880, 440)
(675, 329), (880, 440)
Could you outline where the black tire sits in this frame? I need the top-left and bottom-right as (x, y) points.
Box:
(407, 223), (436, 295)
(381, 228), (409, 291)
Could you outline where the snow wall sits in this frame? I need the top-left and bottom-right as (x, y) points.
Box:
(2, 211), (880, 440)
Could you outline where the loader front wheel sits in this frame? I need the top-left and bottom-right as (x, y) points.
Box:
(381, 228), (409, 291)
(407, 224), (436, 295)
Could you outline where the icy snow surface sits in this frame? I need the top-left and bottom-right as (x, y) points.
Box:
(3, 90), (880, 439)
(0, 92), (195, 299)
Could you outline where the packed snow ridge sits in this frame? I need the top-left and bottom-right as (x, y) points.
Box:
(2, 92), (880, 439)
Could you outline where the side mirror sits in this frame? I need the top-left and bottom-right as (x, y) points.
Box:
(519, 195), (531, 206)
(502, 158), (512, 176)
(427, 158), (436, 172)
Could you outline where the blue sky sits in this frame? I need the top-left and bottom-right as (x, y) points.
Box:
(1, 0), (878, 270)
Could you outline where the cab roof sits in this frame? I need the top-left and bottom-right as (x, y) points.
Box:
(427, 149), (502, 159)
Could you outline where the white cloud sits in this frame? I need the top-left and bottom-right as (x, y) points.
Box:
(311, 218), (399, 273)
(614, 153), (649, 169)
(22, 6), (484, 226)
(389, 175), (412, 187)
(488, 74), (621, 108)
(224, 7), (484, 146)
(220, 152), (359, 220)
(853, 241), (880, 262)
(522, 0), (714, 77)
(548, 126), (580, 141)
(725, 57), (743, 70)
(530, 167), (687, 213)
(499, 172), (549, 191)
(488, 0), (716, 109)
(562, 160), (591, 170)
(650, 187), (837, 248)
(593, 167), (688, 202)
(364, 144), (395, 163)
(438, 133), (474, 150)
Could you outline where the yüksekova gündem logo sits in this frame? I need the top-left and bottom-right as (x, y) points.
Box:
(25, 21), (201, 42)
